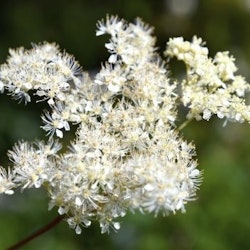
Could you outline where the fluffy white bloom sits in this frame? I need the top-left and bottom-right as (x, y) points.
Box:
(0, 42), (83, 104)
(8, 141), (61, 189)
(165, 36), (250, 123)
(0, 167), (15, 195)
(96, 15), (156, 66)
(9, 16), (250, 235)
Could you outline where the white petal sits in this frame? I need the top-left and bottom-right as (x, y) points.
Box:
(108, 54), (117, 64)
(108, 83), (120, 93)
(56, 129), (63, 138)
(75, 225), (82, 234)
(113, 222), (120, 230)
(75, 197), (82, 206)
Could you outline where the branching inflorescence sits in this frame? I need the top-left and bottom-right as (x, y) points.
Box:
(0, 15), (249, 235)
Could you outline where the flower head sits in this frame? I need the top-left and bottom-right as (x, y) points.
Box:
(0, 42), (83, 104)
(0, 167), (15, 195)
(165, 36), (250, 123)
(0, 16), (210, 235)
(96, 15), (156, 66)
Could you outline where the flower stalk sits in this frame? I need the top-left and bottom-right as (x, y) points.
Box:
(6, 215), (65, 250)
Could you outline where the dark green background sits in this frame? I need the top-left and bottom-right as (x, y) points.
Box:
(1, 0), (250, 249)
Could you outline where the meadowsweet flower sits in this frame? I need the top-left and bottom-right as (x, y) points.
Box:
(165, 36), (250, 123)
(96, 15), (156, 66)
(41, 105), (70, 138)
(0, 167), (15, 195)
(95, 63), (127, 93)
(6, 15), (250, 236)
(8, 141), (60, 189)
(0, 42), (83, 104)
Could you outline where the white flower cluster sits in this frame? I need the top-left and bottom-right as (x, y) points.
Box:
(165, 36), (250, 123)
(2, 15), (247, 235)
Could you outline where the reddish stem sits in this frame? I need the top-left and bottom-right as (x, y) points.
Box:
(6, 215), (66, 250)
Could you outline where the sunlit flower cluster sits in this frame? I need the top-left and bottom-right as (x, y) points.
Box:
(0, 15), (248, 234)
(165, 36), (250, 122)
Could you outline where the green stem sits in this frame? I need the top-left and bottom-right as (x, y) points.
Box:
(6, 215), (66, 250)
(177, 118), (193, 131)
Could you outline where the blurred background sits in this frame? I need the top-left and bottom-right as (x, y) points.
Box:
(1, 0), (250, 249)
